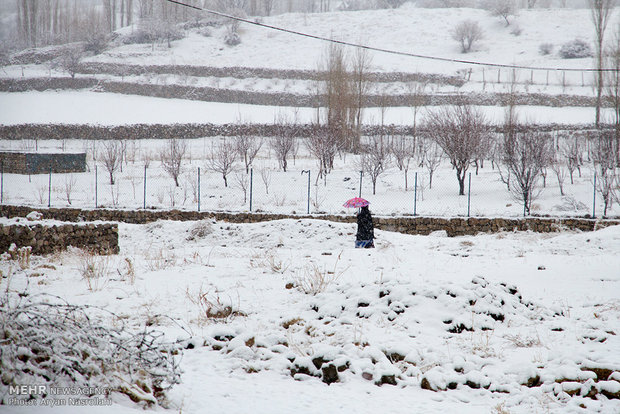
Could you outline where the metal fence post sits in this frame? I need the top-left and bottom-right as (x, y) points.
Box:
(592, 171), (597, 219)
(1, 160), (3, 204)
(143, 164), (147, 210)
(249, 168), (253, 212)
(307, 170), (311, 215)
(467, 172), (472, 217)
(359, 170), (363, 198)
(48, 167), (52, 208)
(413, 172), (418, 216)
(301, 170), (310, 214)
(95, 165), (98, 208)
(198, 167), (201, 212)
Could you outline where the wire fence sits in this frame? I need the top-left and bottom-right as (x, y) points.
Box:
(1, 159), (615, 219)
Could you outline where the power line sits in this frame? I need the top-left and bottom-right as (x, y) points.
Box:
(165, 0), (614, 73)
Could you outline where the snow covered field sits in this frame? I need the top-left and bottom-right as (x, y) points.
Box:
(0, 91), (608, 126)
(2, 216), (619, 414)
(2, 4), (620, 414)
(1, 131), (615, 218)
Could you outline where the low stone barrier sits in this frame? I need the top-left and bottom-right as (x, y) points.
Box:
(0, 221), (118, 255)
(1, 205), (618, 239)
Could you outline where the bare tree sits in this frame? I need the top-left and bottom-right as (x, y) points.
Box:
(488, 0), (517, 26)
(391, 134), (415, 190)
(606, 22), (620, 165)
(57, 48), (83, 79)
(425, 103), (491, 195)
(235, 130), (263, 174)
(452, 20), (484, 53)
(260, 167), (272, 195)
(64, 174), (76, 205)
(207, 140), (237, 187)
(562, 135), (583, 184)
(101, 141), (121, 185)
(234, 171), (249, 204)
(306, 125), (339, 182)
(408, 81), (427, 143)
(160, 138), (187, 187)
(271, 117), (296, 172)
(592, 131), (618, 216)
(350, 45), (372, 151)
(320, 43), (355, 151)
(359, 136), (391, 195)
(422, 137), (443, 189)
(590, 0), (615, 127)
(550, 153), (567, 196)
(501, 128), (552, 215)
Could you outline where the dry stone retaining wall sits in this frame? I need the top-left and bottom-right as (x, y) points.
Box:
(0, 221), (118, 255)
(1, 205), (618, 239)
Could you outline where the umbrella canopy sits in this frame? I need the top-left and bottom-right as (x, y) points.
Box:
(343, 197), (369, 208)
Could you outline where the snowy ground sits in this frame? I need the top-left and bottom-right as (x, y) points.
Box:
(0, 91), (608, 126)
(1, 216), (619, 414)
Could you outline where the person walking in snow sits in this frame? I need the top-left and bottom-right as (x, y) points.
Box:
(355, 205), (375, 248)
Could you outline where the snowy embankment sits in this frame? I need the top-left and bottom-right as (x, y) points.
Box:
(2, 217), (619, 414)
(0, 91), (605, 126)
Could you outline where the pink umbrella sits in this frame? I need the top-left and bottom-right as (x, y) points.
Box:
(343, 197), (369, 208)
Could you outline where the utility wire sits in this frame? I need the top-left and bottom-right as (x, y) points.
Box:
(165, 0), (614, 73)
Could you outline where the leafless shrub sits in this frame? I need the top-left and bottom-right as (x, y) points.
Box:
(207, 139), (237, 187)
(7, 244), (31, 270)
(161, 139), (187, 187)
(251, 249), (291, 274)
(77, 249), (111, 291)
(186, 220), (214, 241)
(452, 20), (484, 53)
(185, 286), (242, 323)
(145, 248), (177, 271)
(425, 103), (491, 195)
(292, 252), (347, 295)
(0, 290), (181, 407)
(539, 42), (553, 55)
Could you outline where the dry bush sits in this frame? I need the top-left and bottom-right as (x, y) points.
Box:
(185, 286), (242, 323)
(0, 290), (181, 407)
(251, 249), (290, 274)
(145, 248), (177, 271)
(292, 252), (347, 295)
(7, 244), (31, 270)
(452, 20), (483, 53)
(77, 249), (111, 291)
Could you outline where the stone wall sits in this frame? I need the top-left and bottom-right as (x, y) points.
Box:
(0, 152), (86, 174)
(1, 205), (618, 237)
(0, 222), (118, 255)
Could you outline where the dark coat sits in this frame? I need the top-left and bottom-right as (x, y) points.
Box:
(356, 206), (374, 241)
